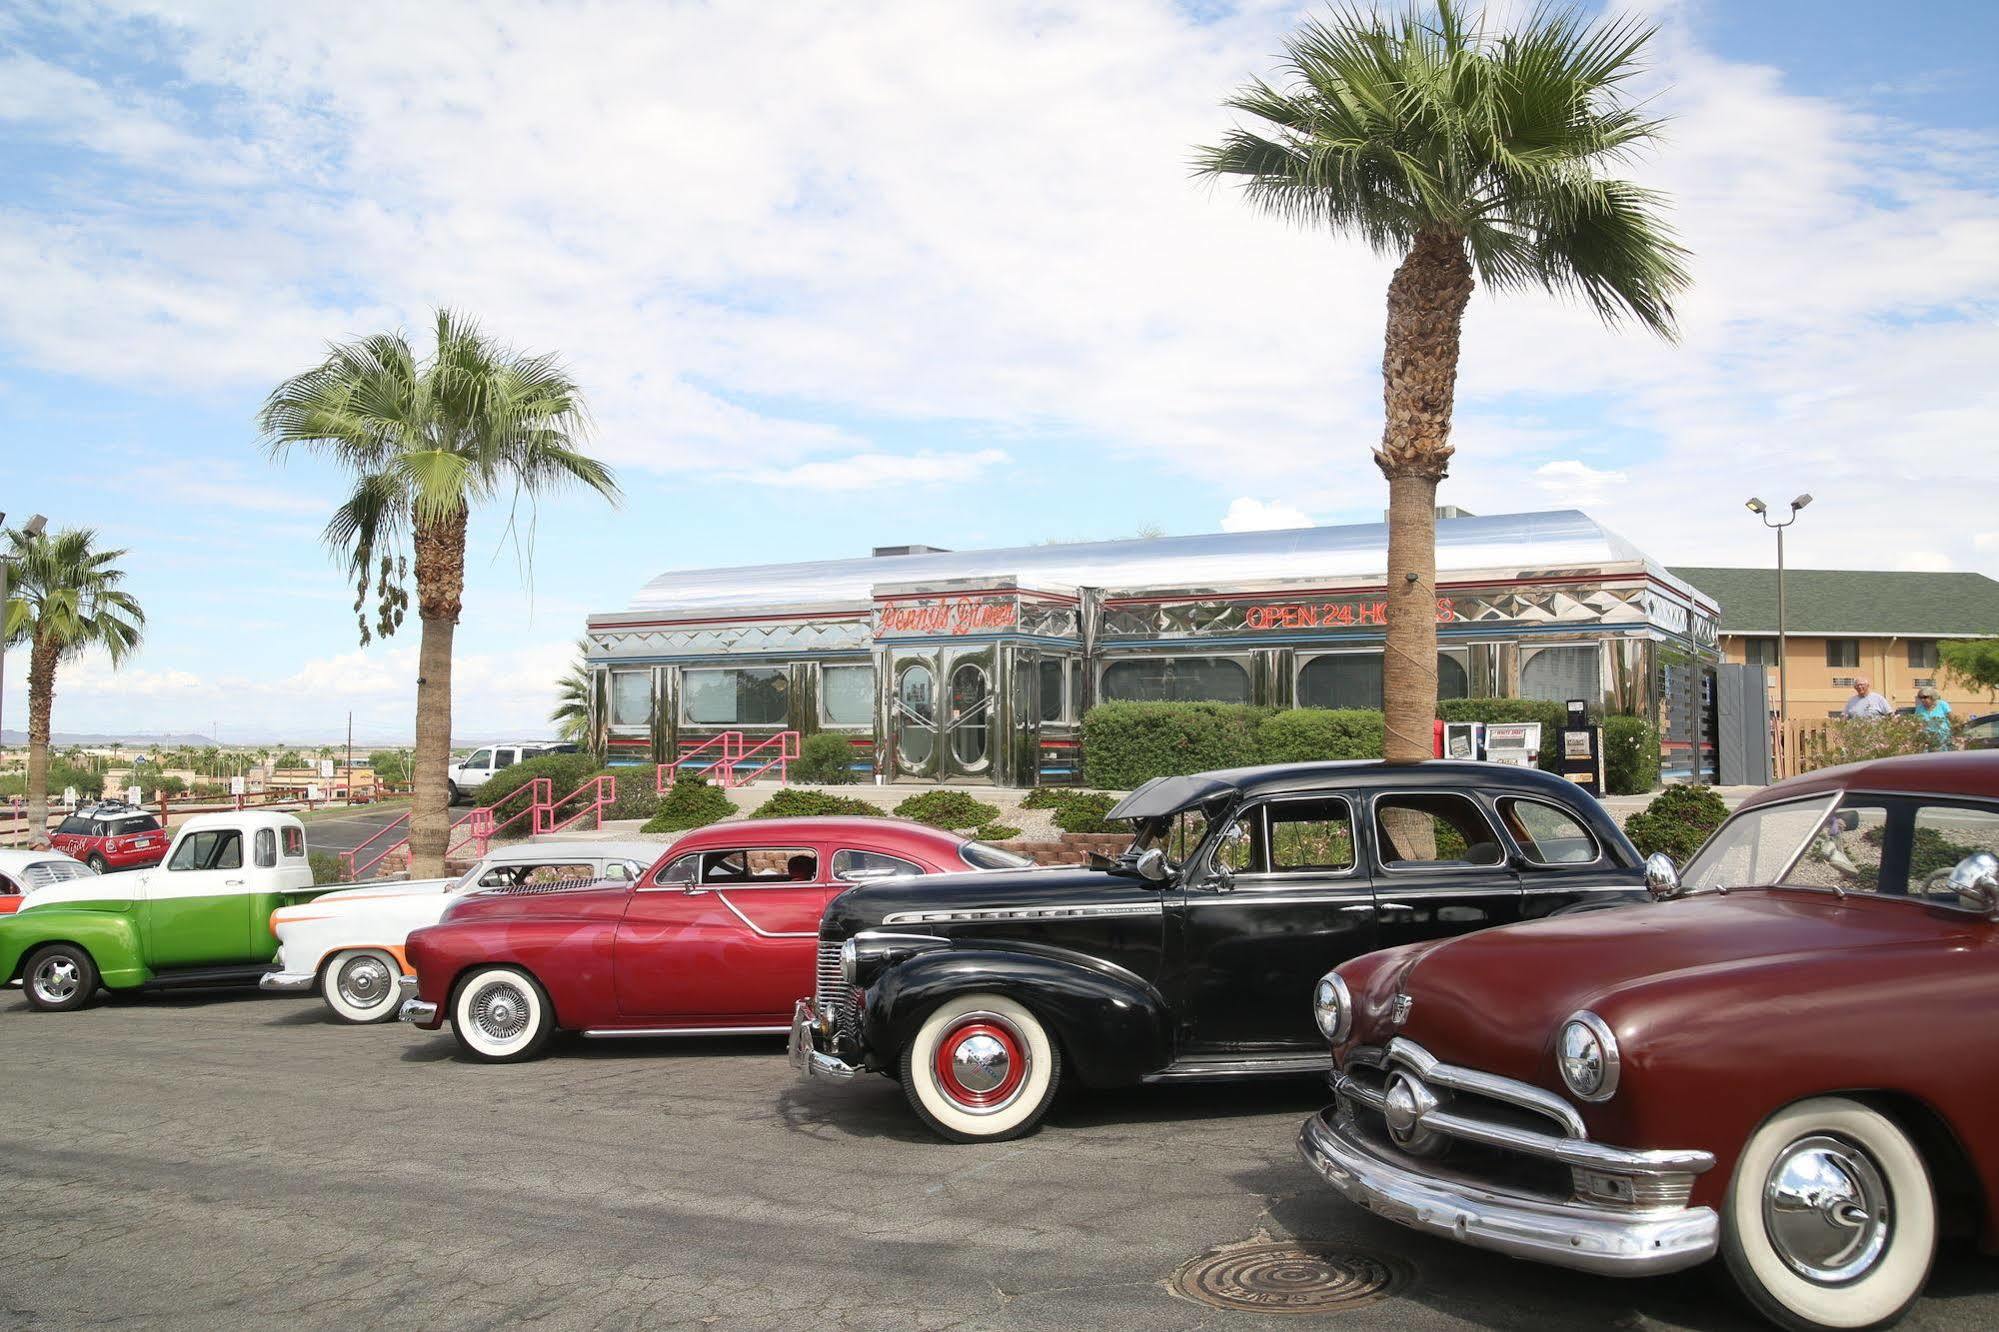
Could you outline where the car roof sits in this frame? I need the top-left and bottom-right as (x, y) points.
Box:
(479, 840), (662, 864)
(1108, 759), (1591, 820)
(0, 848), (87, 871)
(179, 810), (307, 832)
(1744, 749), (1999, 807)
(671, 816), (958, 845)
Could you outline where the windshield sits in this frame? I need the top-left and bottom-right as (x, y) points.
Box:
(959, 842), (1034, 870)
(1682, 795), (1837, 894)
(1130, 809), (1210, 870)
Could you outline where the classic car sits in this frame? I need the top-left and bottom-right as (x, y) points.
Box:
(0, 847), (95, 914)
(48, 801), (169, 872)
(263, 840), (662, 1023)
(791, 760), (1647, 1143)
(1, 811), (338, 1011)
(1297, 749), (1999, 1331)
(397, 817), (1030, 1061)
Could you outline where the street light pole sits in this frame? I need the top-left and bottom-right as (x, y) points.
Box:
(1745, 494), (1813, 736)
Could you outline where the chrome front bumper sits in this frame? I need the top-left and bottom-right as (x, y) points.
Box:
(259, 970), (317, 993)
(395, 973), (439, 1026)
(1298, 1108), (1718, 1277)
(788, 999), (858, 1082)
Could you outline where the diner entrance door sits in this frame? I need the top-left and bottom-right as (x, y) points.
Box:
(887, 647), (996, 782)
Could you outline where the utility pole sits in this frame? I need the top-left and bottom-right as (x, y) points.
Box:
(1746, 494), (1813, 770)
(346, 711), (354, 806)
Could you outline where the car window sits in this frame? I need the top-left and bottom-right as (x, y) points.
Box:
(1497, 798), (1600, 866)
(168, 829), (243, 872)
(959, 841), (1034, 870)
(476, 861), (597, 887)
(1907, 804), (1999, 903)
(254, 828), (278, 869)
(700, 848), (816, 884)
(465, 748), (492, 768)
(55, 816), (92, 836)
(603, 860), (635, 882)
(1374, 793), (1505, 869)
(494, 748), (518, 770)
(653, 854), (699, 886)
(1965, 717), (1998, 743)
(1683, 795), (1838, 894)
(282, 826), (305, 858)
(834, 848), (924, 881)
(110, 815), (163, 835)
(1266, 797), (1356, 874)
(1785, 800), (1890, 894)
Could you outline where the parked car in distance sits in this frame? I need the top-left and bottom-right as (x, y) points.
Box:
(0, 848), (96, 915)
(1, 811), (341, 1011)
(398, 818), (1027, 1061)
(1963, 712), (1998, 750)
(792, 761), (1646, 1143)
(446, 742), (577, 803)
(1298, 750), (1999, 1332)
(48, 801), (169, 873)
(264, 841), (661, 1023)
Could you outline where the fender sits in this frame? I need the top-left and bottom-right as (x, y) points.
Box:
(866, 947), (1171, 1088)
(0, 909), (150, 989)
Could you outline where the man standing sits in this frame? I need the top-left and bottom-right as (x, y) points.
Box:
(1843, 676), (1892, 719)
(1913, 686), (1953, 750)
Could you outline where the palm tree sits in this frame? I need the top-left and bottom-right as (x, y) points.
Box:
(1196, 2), (1688, 761)
(260, 309), (619, 875)
(550, 637), (594, 747)
(2, 527), (146, 836)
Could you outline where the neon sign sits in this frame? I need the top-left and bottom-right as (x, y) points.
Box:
(875, 597), (1019, 637)
(1239, 598), (1456, 631)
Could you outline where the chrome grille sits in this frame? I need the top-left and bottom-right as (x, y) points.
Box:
(815, 941), (843, 1012)
(22, 861), (93, 890)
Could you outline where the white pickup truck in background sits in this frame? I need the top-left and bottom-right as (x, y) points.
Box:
(445, 742), (578, 802)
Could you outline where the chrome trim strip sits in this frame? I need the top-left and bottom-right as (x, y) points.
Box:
(258, 971), (316, 992)
(1382, 1037), (1588, 1138)
(1521, 883), (1642, 895)
(714, 892), (816, 938)
(1298, 1111), (1718, 1278)
(881, 901), (1163, 925)
(583, 1025), (790, 1038)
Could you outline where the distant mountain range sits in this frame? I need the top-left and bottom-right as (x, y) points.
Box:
(3, 729), (561, 748)
(2, 730), (223, 748)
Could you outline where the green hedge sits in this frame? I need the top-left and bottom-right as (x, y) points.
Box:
(1254, 709), (1385, 763)
(795, 732), (866, 785)
(469, 752), (600, 818)
(1623, 785), (1728, 862)
(1080, 702), (1270, 790)
(893, 790), (1000, 831)
(641, 776), (735, 833)
(1052, 792), (1123, 834)
(750, 788), (882, 819)
(1602, 716), (1660, 796)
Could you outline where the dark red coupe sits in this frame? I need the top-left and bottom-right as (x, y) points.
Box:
(397, 816), (1031, 1061)
(1300, 750), (1999, 1332)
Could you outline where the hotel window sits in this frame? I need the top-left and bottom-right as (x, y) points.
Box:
(1825, 639), (1860, 669)
(609, 670), (652, 727)
(819, 665), (874, 727)
(683, 668), (790, 726)
(1296, 652), (1469, 710)
(1519, 645), (1602, 705)
(1740, 638), (1779, 667)
(1907, 640), (1938, 670)
(1101, 657), (1251, 705)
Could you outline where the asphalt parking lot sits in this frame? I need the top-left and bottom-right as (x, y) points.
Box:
(2, 990), (1993, 1331)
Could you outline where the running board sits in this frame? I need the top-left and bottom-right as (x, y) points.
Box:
(1142, 1053), (1333, 1083)
(140, 964), (280, 990)
(581, 1025), (791, 1039)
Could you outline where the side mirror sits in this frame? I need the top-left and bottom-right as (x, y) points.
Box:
(1133, 846), (1170, 886)
(1947, 852), (1999, 919)
(1644, 852), (1683, 902)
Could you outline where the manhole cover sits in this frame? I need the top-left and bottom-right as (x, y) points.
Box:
(1170, 1240), (1412, 1314)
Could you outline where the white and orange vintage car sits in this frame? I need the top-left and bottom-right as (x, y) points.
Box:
(261, 841), (659, 1023)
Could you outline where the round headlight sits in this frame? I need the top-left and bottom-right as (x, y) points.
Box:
(839, 936), (859, 986)
(1557, 1011), (1619, 1102)
(1312, 971), (1352, 1043)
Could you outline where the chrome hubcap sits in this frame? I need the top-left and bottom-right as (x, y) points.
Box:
(337, 956), (392, 1008)
(471, 983), (530, 1043)
(34, 957), (80, 1003)
(1764, 1134), (1892, 1285)
(950, 1033), (1010, 1093)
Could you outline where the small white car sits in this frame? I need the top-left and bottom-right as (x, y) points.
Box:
(0, 848), (96, 905)
(261, 841), (658, 1022)
(445, 742), (577, 803)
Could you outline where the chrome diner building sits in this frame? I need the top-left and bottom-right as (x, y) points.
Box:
(583, 509), (1721, 786)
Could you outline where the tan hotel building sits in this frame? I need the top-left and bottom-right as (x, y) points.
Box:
(1670, 567), (1999, 719)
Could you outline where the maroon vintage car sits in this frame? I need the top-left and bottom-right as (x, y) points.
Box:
(396, 816), (1030, 1062)
(1298, 750), (1999, 1332)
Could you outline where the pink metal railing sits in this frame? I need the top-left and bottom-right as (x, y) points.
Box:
(717, 731), (800, 788)
(340, 775), (543, 880)
(534, 775), (617, 835)
(480, 778), (552, 846)
(656, 732), (742, 792)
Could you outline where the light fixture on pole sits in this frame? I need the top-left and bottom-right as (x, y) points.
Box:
(1746, 494), (1812, 732)
(1, 513), (50, 757)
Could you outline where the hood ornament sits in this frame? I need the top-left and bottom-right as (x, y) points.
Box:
(1389, 993), (1413, 1025)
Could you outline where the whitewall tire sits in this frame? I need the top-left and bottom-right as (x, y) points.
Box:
(900, 992), (1060, 1143)
(321, 948), (404, 1024)
(450, 966), (555, 1063)
(1722, 1097), (1936, 1331)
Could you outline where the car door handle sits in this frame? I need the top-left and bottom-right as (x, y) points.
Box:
(1340, 904), (1374, 913)
(224, 879), (244, 886)
(1375, 901), (1415, 912)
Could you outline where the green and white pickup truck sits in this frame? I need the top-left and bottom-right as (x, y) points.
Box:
(0, 809), (344, 1012)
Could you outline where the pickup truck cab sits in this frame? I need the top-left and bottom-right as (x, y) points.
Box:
(0, 810), (338, 1012)
(446, 742), (576, 803)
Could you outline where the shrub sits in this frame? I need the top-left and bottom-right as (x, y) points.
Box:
(1052, 792), (1123, 834)
(974, 823), (1021, 841)
(471, 751), (599, 820)
(308, 851), (350, 886)
(1622, 785), (1729, 863)
(1081, 702), (1268, 789)
(1802, 715), (1933, 773)
(795, 732), (866, 785)
(893, 789), (1000, 831)
(750, 788), (882, 819)
(1601, 716), (1660, 795)
(1254, 709), (1384, 763)
(597, 768), (661, 821)
(1020, 787), (1074, 810)
(641, 775), (735, 833)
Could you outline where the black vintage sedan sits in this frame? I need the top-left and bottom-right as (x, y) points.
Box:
(790, 760), (1647, 1142)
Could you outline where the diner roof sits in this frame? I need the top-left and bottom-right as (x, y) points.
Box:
(1670, 566), (1999, 637)
(620, 509), (1707, 616)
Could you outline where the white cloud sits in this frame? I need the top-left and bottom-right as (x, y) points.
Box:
(1895, 551), (1956, 572)
(734, 449), (1010, 492)
(1220, 497), (1314, 532)
(1532, 460), (1630, 507)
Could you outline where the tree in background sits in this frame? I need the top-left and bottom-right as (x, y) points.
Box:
(1940, 640), (1999, 704)
(369, 749), (413, 787)
(261, 310), (619, 876)
(2, 527), (146, 835)
(550, 637), (593, 746)
(1195, 1), (1688, 761)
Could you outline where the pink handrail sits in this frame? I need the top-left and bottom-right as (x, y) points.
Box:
(718, 731), (800, 788)
(535, 775), (617, 835)
(340, 772), (547, 879)
(657, 732), (743, 792)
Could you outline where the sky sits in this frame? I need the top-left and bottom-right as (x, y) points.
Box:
(2, 0), (1996, 745)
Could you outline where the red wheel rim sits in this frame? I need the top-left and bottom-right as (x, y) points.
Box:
(932, 1016), (1027, 1110)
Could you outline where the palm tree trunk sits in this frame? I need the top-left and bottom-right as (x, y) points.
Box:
(25, 636), (57, 841)
(408, 506), (468, 878)
(1376, 228), (1474, 764)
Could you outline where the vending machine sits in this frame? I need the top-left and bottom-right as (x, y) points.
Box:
(1556, 698), (1605, 797)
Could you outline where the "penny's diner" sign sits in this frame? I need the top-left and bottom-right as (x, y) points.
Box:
(875, 596), (1020, 637)
(1238, 598), (1457, 631)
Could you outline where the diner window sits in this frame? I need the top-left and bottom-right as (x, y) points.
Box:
(1519, 645), (1601, 706)
(1297, 652), (1467, 709)
(1825, 639), (1860, 669)
(1267, 798), (1356, 874)
(683, 668), (790, 726)
(1907, 640), (1938, 670)
(1373, 793), (1504, 868)
(1497, 798), (1599, 866)
(1740, 637), (1779, 667)
(820, 665), (874, 727)
(1101, 657), (1251, 705)
(1038, 659), (1066, 723)
(609, 670), (652, 727)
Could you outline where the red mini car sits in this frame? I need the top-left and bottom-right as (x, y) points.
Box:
(48, 802), (169, 872)
(397, 816), (1031, 1061)
(1300, 750), (1999, 1331)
